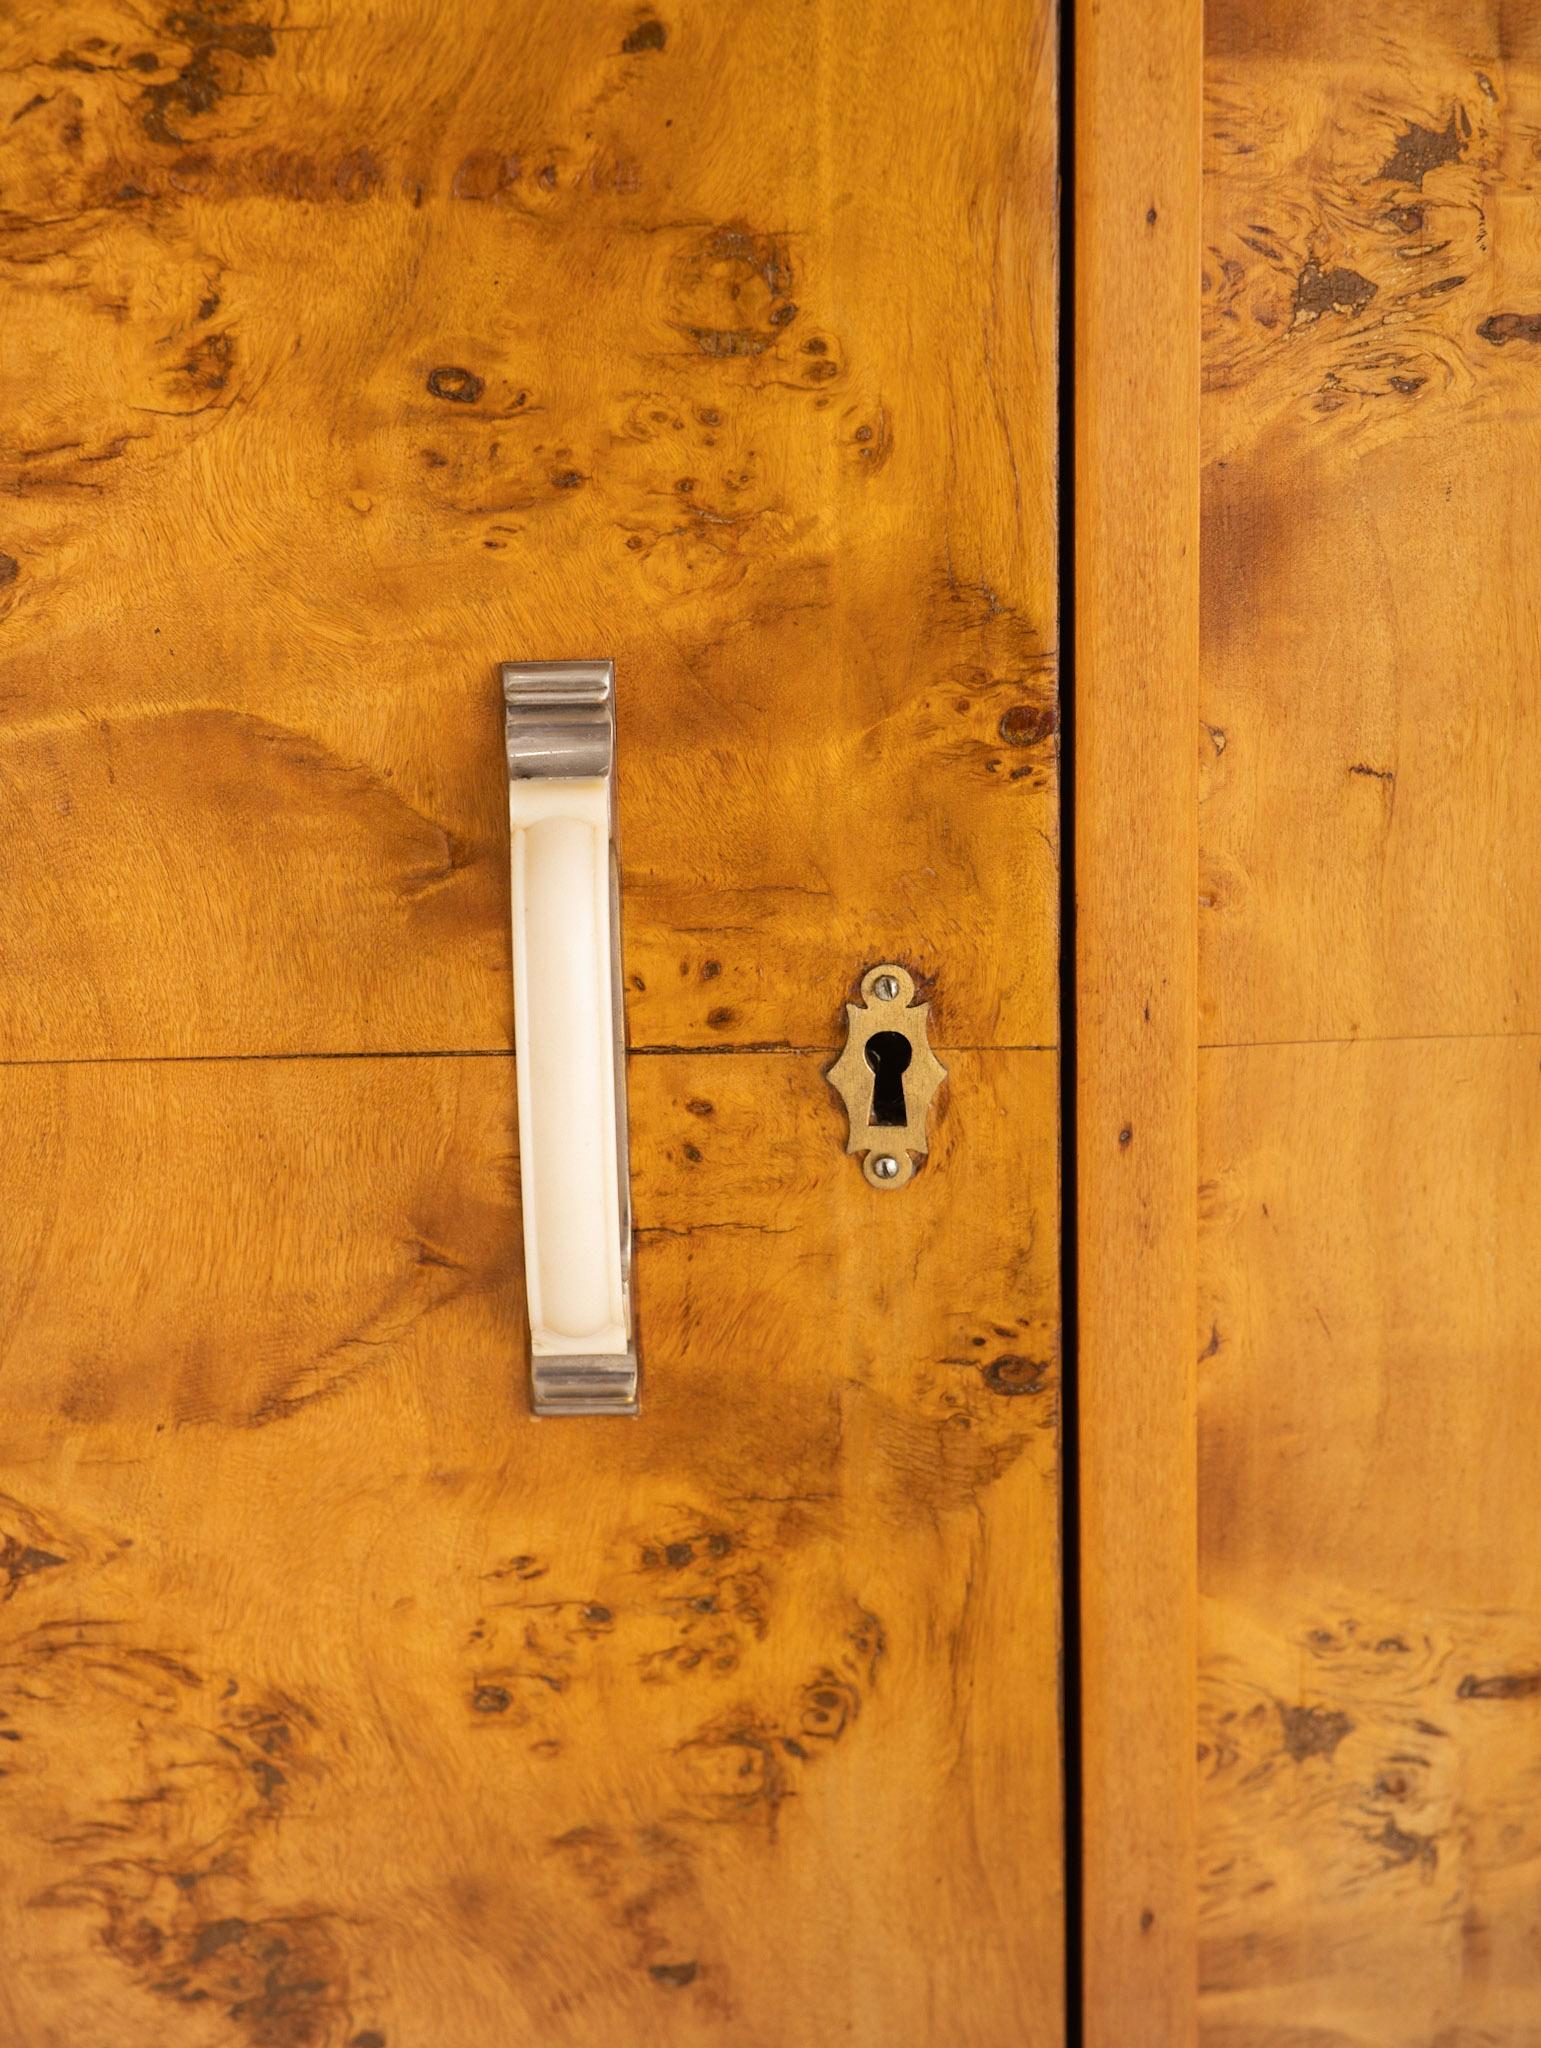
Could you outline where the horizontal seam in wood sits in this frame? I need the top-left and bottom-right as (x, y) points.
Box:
(1200, 1029), (1541, 1052)
(0, 1043), (1058, 1070)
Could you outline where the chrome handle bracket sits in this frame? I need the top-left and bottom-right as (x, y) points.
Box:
(503, 659), (637, 1417)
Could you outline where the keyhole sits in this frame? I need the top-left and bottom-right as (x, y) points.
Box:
(865, 1031), (912, 1127)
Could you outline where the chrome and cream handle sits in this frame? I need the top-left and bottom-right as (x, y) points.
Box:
(503, 661), (637, 1417)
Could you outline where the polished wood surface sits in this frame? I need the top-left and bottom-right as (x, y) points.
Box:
(0, 1051), (1062, 2045)
(1203, 1), (1541, 1051)
(1199, 3), (1541, 2038)
(1074, 0), (1202, 2040)
(0, 0), (1058, 1061)
(1199, 1042), (1541, 2044)
(0, 0), (1063, 2042)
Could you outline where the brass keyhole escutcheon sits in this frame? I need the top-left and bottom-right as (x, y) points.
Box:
(825, 965), (947, 1188)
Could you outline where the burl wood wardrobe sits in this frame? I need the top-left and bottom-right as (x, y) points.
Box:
(1, 1), (1535, 2043)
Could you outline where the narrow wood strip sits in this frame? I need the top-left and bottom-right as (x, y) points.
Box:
(1073, 0), (1202, 2039)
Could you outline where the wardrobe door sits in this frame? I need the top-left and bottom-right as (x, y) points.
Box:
(0, 3), (1064, 2043)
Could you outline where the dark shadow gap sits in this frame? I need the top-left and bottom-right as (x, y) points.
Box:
(1056, 0), (1084, 2040)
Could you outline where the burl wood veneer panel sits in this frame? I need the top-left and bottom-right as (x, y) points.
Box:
(1202, 0), (1541, 1048)
(1198, 1038), (1541, 2046)
(0, 1047), (1063, 2046)
(0, 0), (1057, 1059)
(1199, 6), (1541, 2041)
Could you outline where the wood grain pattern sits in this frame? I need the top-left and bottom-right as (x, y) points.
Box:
(1199, 4), (1541, 2040)
(0, 1049), (1062, 2045)
(1198, 1040), (1541, 2046)
(1203, 0), (1541, 1048)
(1074, 0), (1202, 2039)
(0, 0), (1058, 1060)
(0, 2), (1064, 2033)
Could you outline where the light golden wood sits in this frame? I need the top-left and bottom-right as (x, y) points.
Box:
(0, 0), (1064, 2039)
(0, 1050), (1062, 2046)
(0, 0), (1058, 1060)
(1202, 1), (1541, 1048)
(1197, 4), (1541, 2040)
(1198, 1039), (1541, 2045)
(1074, 0), (1202, 2040)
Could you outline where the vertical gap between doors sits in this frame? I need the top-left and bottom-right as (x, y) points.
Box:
(1056, 0), (1084, 2039)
